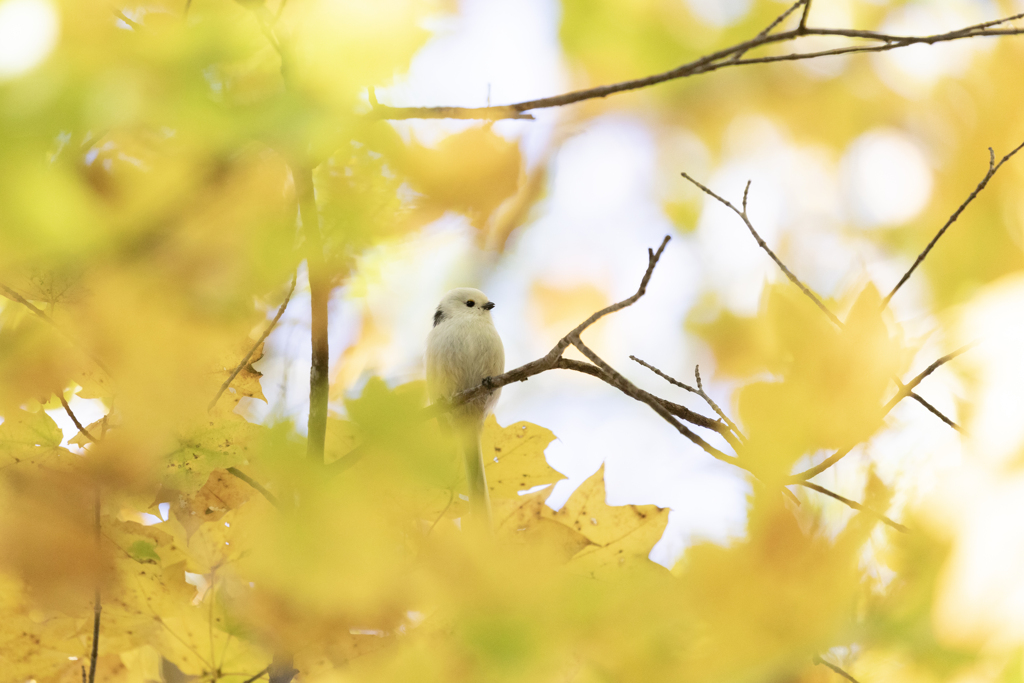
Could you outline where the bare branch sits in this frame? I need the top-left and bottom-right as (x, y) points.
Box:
(556, 358), (727, 435)
(375, 14), (1024, 120)
(209, 274), (297, 412)
(798, 0), (812, 31)
(813, 655), (861, 683)
(58, 393), (97, 443)
(887, 344), (974, 403)
(370, 103), (534, 121)
(730, 0), (807, 62)
(680, 173), (842, 327)
(883, 140), (1024, 307)
(892, 377), (962, 432)
(694, 365), (745, 442)
(907, 392), (962, 432)
(630, 355), (698, 394)
(88, 492), (101, 683)
(629, 356), (745, 443)
(227, 467), (281, 510)
(241, 667), (270, 683)
(796, 481), (908, 533)
(569, 337), (739, 466)
(0, 283), (113, 377)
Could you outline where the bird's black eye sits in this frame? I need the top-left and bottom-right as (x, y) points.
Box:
(466, 300), (475, 307)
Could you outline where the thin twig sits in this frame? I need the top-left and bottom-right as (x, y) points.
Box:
(242, 667), (270, 683)
(630, 355), (698, 393)
(799, 0), (812, 30)
(209, 274), (297, 412)
(0, 284), (113, 377)
(569, 337), (739, 465)
(886, 344), (975, 404)
(907, 392), (962, 432)
(226, 467), (280, 509)
(88, 492), (101, 683)
(796, 481), (908, 533)
(730, 0), (806, 62)
(375, 14), (1024, 120)
(58, 393), (97, 443)
(695, 365), (745, 442)
(698, 164), (973, 437)
(680, 174), (842, 327)
(560, 358), (727, 436)
(891, 376), (962, 431)
(883, 140), (1024, 307)
(790, 344), (974, 481)
(628, 355), (745, 443)
(427, 490), (455, 536)
(813, 655), (861, 683)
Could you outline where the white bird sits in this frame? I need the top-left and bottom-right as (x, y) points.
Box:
(426, 287), (505, 531)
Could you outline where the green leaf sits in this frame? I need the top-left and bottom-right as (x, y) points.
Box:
(0, 408), (69, 470)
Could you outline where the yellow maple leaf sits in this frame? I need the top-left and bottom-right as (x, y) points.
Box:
(481, 416), (565, 500)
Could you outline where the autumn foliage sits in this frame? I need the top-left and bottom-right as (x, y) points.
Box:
(2, 0), (1024, 682)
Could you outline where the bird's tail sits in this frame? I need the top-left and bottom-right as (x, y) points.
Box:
(461, 429), (493, 535)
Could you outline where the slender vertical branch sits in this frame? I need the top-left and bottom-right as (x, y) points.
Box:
(798, 0), (812, 31)
(293, 166), (329, 462)
(730, 0), (806, 62)
(88, 491), (101, 683)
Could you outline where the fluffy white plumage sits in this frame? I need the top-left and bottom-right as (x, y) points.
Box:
(426, 287), (504, 531)
(426, 287), (505, 425)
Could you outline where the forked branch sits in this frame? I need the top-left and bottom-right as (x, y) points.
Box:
(371, 11), (1024, 121)
(680, 173), (842, 327)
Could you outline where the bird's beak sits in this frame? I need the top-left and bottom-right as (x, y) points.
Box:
(482, 301), (495, 310)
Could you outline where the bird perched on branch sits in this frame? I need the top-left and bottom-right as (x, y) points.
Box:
(426, 287), (504, 532)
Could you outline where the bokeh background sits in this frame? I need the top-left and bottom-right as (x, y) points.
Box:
(5, 0), (1024, 665)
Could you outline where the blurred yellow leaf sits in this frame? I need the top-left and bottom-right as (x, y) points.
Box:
(169, 468), (255, 540)
(736, 284), (907, 478)
(164, 411), (265, 494)
(397, 126), (523, 229)
(530, 281), (609, 333)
